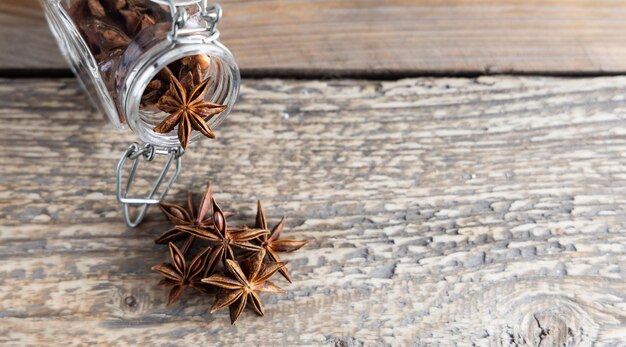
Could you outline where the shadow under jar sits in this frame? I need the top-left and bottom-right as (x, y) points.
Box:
(41, 0), (240, 149)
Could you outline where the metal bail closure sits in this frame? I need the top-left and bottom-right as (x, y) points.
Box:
(153, 0), (222, 44)
(116, 143), (184, 228)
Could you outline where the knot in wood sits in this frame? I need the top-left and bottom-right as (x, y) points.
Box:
(496, 293), (599, 346)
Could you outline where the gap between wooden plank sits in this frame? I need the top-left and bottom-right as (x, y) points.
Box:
(2, 68), (626, 80)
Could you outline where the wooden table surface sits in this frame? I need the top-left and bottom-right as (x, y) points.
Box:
(1, 1), (626, 346)
(1, 77), (625, 346)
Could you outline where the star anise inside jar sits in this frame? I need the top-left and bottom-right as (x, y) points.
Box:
(142, 55), (227, 149)
(68, 0), (228, 138)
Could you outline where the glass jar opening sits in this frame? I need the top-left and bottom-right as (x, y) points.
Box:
(123, 40), (240, 148)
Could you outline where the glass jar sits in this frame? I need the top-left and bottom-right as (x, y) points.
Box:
(41, 0), (241, 227)
(40, 0), (240, 148)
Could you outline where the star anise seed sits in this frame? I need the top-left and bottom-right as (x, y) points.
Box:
(202, 251), (286, 324)
(179, 55), (210, 83)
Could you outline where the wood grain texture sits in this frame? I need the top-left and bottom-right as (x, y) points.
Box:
(5, 0), (626, 74)
(0, 76), (625, 346)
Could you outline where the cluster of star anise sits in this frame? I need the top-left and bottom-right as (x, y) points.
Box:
(152, 182), (308, 324)
(69, 0), (226, 145)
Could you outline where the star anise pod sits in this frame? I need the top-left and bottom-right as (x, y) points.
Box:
(177, 196), (270, 276)
(179, 55), (211, 82)
(79, 17), (131, 54)
(152, 242), (211, 306)
(120, 2), (156, 37)
(155, 182), (214, 254)
(156, 182), (235, 254)
(255, 201), (309, 283)
(202, 251), (286, 324)
(153, 73), (227, 149)
(87, 0), (107, 18)
(141, 66), (176, 106)
(141, 79), (163, 107)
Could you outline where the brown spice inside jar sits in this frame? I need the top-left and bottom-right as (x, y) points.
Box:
(68, 0), (215, 124)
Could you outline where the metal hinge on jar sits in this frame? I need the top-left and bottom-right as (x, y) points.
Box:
(153, 0), (222, 44)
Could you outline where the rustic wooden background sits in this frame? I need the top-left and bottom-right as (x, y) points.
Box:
(1, 0), (626, 346)
(5, 0), (626, 74)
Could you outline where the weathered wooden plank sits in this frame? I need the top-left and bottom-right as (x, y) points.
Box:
(0, 76), (625, 345)
(4, 0), (626, 74)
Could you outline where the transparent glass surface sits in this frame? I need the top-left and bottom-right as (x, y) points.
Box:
(40, 0), (240, 148)
(120, 26), (240, 147)
(40, 0), (125, 128)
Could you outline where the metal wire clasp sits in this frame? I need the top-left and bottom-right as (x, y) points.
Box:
(116, 143), (184, 228)
(152, 0), (222, 43)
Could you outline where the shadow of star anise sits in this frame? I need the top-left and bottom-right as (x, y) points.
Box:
(202, 250), (286, 324)
(255, 201), (309, 282)
(153, 72), (227, 149)
(152, 242), (211, 306)
(177, 195), (270, 276)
